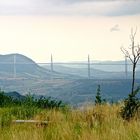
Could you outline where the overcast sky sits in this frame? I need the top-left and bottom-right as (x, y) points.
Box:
(0, 0), (140, 62)
(0, 0), (140, 16)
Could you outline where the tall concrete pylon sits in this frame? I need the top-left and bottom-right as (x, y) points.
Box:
(14, 54), (16, 78)
(125, 55), (128, 79)
(88, 54), (91, 79)
(51, 54), (53, 73)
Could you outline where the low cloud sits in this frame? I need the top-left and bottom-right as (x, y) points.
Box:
(110, 24), (120, 32)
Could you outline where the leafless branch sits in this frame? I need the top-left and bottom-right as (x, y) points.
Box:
(121, 47), (133, 63)
(121, 27), (139, 94)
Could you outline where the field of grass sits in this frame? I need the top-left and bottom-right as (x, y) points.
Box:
(0, 104), (140, 140)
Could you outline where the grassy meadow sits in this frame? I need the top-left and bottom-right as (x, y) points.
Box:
(0, 104), (140, 140)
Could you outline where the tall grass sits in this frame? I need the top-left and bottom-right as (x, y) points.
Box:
(0, 104), (140, 140)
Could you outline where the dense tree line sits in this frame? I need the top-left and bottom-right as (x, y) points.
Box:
(0, 90), (65, 109)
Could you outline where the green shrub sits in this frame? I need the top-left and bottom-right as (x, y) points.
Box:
(0, 90), (65, 109)
(120, 87), (140, 120)
(0, 90), (13, 107)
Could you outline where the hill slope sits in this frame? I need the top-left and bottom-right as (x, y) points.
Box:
(43, 64), (133, 79)
(0, 54), (75, 79)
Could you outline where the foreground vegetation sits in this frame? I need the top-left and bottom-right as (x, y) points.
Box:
(0, 87), (140, 140)
(0, 104), (140, 140)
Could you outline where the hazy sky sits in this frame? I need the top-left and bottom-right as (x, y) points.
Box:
(0, 0), (140, 62)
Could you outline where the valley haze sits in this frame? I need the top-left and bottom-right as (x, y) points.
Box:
(0, 53), (139, 105)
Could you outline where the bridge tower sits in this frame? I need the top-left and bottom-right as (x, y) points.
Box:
(14, 54), (16, 78)
(51, 54), (53, 73)
(88, 54), (91, 79)
(125, 55), (128, 79)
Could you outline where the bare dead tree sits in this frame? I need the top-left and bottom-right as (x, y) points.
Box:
(121, 27), (140, 95)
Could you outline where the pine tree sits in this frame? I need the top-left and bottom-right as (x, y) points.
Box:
(95, 85), (102, 105)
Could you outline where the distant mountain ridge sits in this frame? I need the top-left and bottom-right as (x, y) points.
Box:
(4, 91), (25, 100)
(43, 64), (134, 79)
(0, 53), (75, 79)
(0, 53), (140, 105)
(0, 53), (36, 64)
(0, 53), (136, 79)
